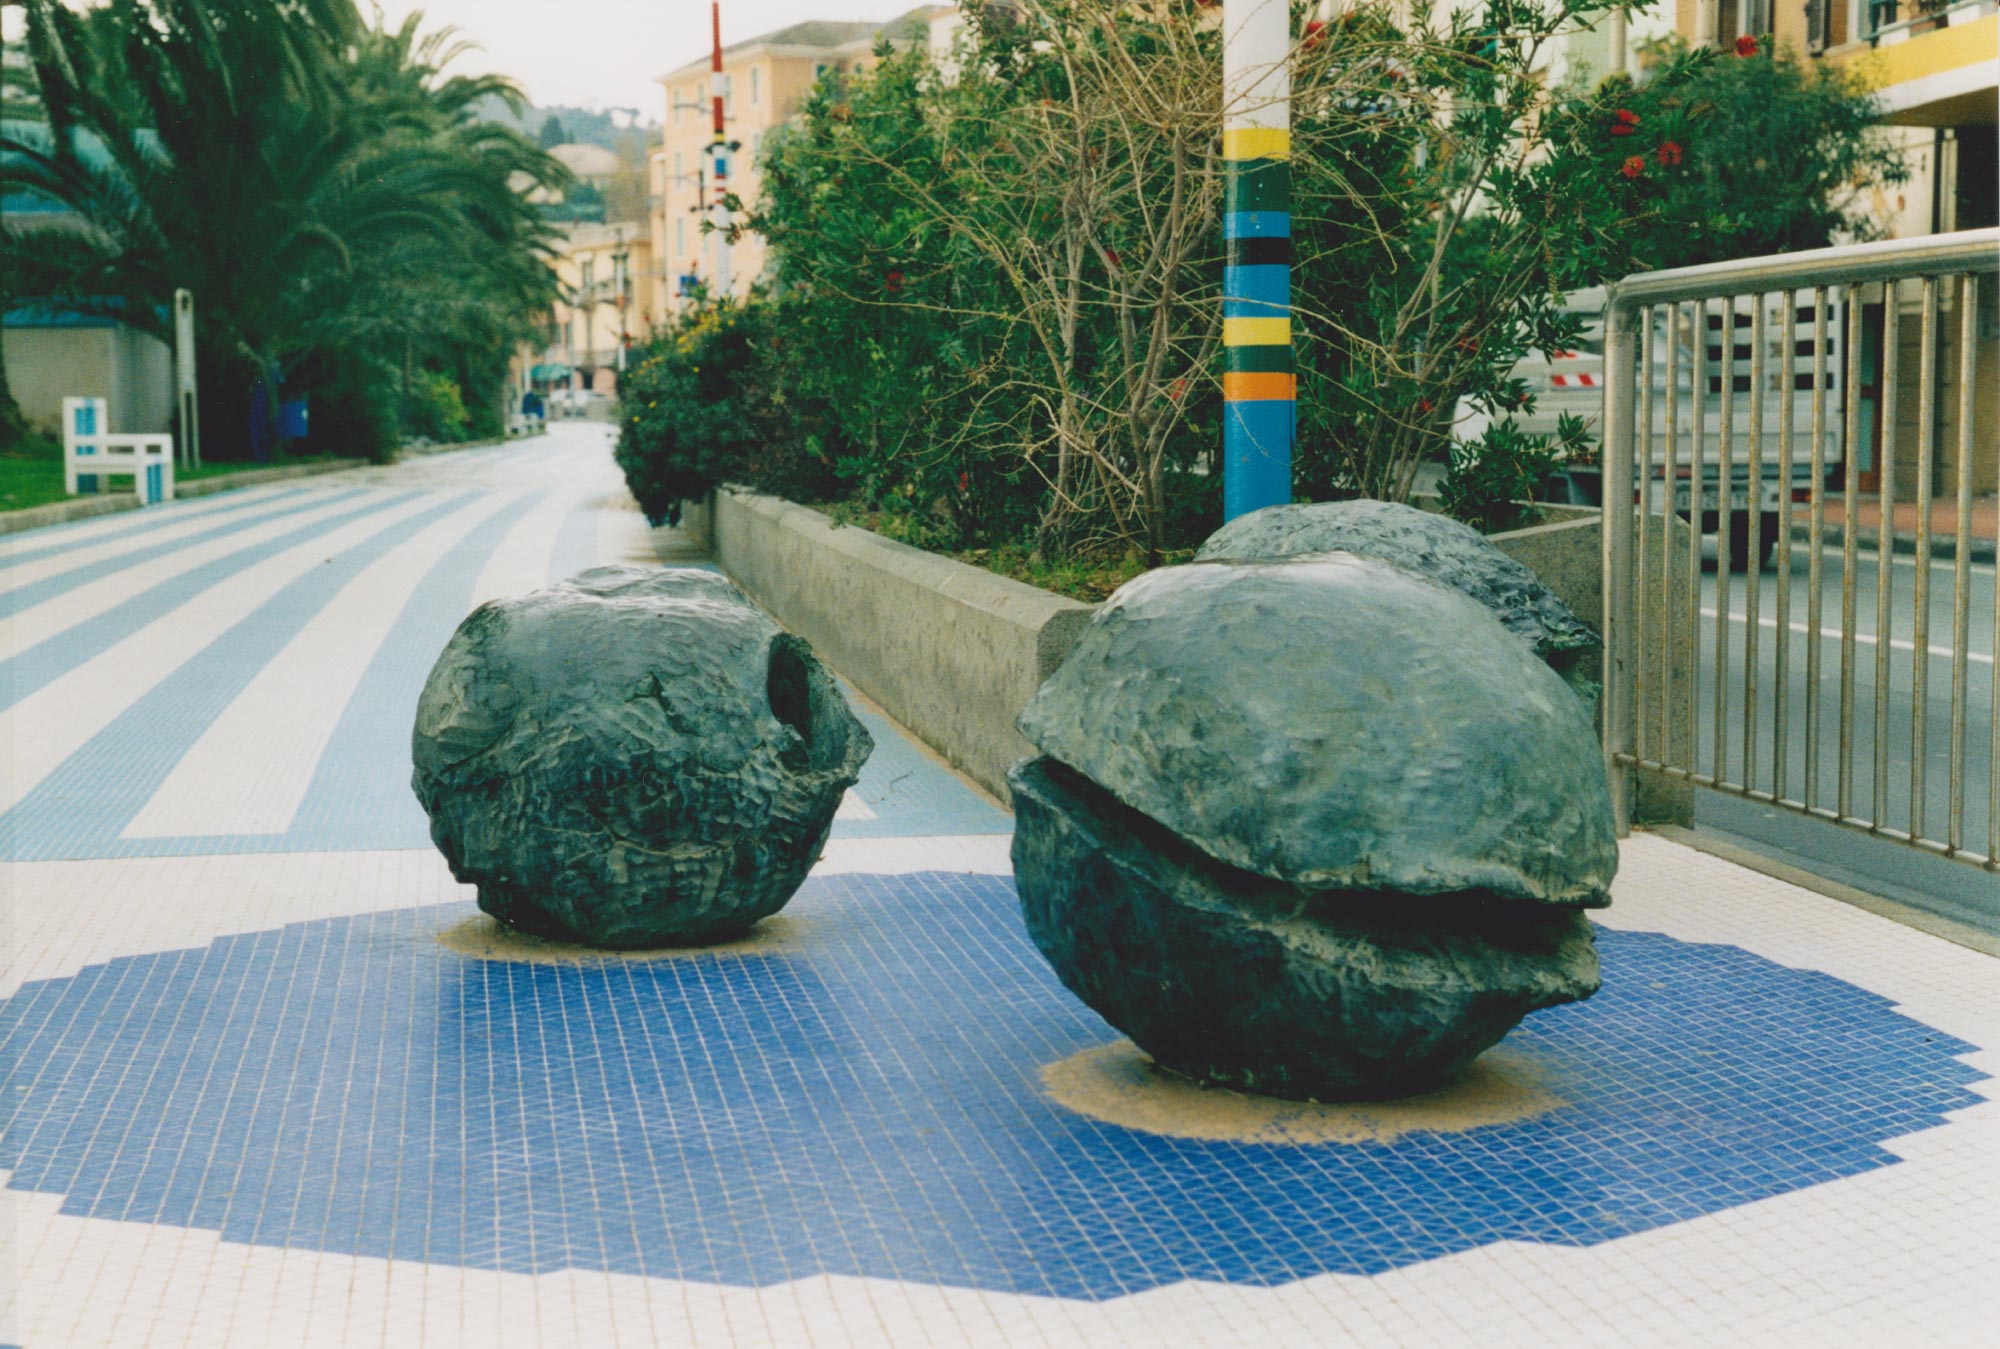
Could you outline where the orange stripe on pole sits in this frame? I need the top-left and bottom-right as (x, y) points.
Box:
(1222, 372), (1296, 402)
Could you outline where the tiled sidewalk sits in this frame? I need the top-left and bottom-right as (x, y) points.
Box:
(2, 426), (1995, 1347)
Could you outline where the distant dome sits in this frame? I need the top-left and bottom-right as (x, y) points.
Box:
(548, 142), (624, 180)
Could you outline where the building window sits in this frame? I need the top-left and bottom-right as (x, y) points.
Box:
(721, 73), (733, 115)
(676, 218), (685, 255)
(750, 66), (760, 106)
(580, 259), (594, 294)
(673, 150), (683, 180)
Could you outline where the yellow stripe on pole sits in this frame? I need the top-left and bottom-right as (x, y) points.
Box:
(1223, 317), (1291, 347)
(1222, 127), (1291, 161)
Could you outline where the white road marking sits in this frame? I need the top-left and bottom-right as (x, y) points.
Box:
(1701, 607), (1996, 666)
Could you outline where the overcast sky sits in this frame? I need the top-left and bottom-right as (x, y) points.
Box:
(369, 1), (920, 117)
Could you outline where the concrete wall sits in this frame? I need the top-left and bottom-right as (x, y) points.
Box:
(709, 488), (1094, 801)
(4, 323), (173, 436)
(713, 487), (1694, 824)
(1488, 507), (1698, 827)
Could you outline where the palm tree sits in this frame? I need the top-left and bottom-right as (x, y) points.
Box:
(1, 0), (566, 458)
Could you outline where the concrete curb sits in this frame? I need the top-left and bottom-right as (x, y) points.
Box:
(708, 488), (1095, 801)
(1792, 521), (1996, 565)
(399, 428), (546, 458)
(177, 458), (366, 499)
(0, 456), (368, 535)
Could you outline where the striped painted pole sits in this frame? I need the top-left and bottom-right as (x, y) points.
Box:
(709, 2), (732, 298)
(1221, 0), (1293, 520)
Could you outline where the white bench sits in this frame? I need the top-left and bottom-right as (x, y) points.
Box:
(64, 396), (175, 505)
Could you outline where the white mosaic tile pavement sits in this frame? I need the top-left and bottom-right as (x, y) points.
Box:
(2, 424), (1995, 1347)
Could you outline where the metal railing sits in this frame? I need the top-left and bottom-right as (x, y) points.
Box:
(1602, 229), (2000, 871)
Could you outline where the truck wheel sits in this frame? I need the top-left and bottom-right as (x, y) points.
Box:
(1730, 514), (1779, 572)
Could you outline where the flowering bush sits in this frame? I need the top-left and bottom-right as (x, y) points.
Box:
(617, 5), (1904, 557)
(1591, 36), (1905, 271)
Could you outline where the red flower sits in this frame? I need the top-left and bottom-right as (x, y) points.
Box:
(1735, 34), (1758, 57)
(1417, 398), (1435, 415)
(1104, 248), (1121, 270)
(884, 269), (904, 293)
(1167, 377), (1186, 403)
(1609, 108), (1640, 137)
(1303, 20), (1327, 49)
(957, 471), (970, 493)
(1621, 155), (1646, 180)
(1655, 139), (1685, 168)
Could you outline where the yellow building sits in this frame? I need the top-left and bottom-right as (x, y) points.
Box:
(650, 10), (946, 318)
(537, 220), (658, 397)
(1674, 0), (1995, 237)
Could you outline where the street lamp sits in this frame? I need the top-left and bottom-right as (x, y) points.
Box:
(1221, 0), (1294, 522)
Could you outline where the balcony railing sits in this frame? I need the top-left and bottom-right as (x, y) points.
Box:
(1867, 0), (1995, 41)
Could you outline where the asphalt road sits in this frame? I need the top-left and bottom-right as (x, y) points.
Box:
(1680, 541), (1997, 925)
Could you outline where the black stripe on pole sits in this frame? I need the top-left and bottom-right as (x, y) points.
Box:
(1229, 236), (1291, 268)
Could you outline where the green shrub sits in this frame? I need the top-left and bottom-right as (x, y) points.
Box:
(615, 301), (836, 524)
(401, 370), (472, 443)
(1438, 415), (1593, 535)
(303, 351), (401, 462)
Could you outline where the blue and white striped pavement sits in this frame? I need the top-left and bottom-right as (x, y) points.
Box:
(2, 424), (1995, 1348)
(0, 427), (1005, 865)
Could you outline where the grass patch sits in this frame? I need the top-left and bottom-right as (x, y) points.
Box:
(817, 501), (1189, 603)
(0, 432), (70, 512)
(0, 432), (344, 515)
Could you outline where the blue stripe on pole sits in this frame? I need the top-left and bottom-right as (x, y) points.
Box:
(1224, 399), (1295, 520)
(1224, 211), (1291, 240)
(1223, 264), (1288, 317)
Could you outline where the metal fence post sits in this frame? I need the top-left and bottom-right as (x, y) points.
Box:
(1603, 292), (1639, 833)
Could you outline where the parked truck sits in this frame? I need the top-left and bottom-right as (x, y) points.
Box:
(1458, 287), (1840, 570)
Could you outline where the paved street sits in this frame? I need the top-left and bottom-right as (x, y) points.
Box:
(2, 427), (1997, 1346)
(1688, 543), (1997, 923)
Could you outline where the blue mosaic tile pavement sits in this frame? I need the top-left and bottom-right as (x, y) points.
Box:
(0, 871), (1982, 1300)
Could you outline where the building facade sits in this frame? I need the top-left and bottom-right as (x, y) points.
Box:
(649, 10), (946, 318)
(533, 220), (659, 398)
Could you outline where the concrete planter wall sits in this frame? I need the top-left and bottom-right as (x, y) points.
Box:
(709, 489), (1093, 800)
(709, 488), (1692, 824)
(1476, 505), (1696, 827)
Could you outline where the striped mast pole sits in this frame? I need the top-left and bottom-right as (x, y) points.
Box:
(708, 1), (732, 299)
(1221, 0), (1294, 520)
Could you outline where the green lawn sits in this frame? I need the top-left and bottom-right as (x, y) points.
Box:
(0, 433), (340, 515)
(0, 433), (71, 512)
